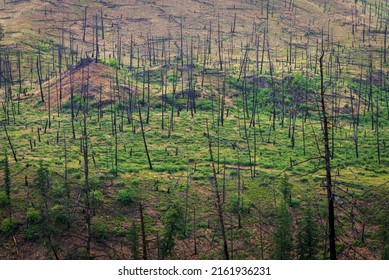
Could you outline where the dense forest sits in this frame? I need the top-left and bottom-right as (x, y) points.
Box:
(0, 0), (388, 260)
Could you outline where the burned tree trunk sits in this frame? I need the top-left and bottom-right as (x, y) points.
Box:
(205, 119), (229, 260)
(319, 45), (336, 260)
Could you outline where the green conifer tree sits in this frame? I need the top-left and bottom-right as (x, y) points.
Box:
(296, 205), (320, 259)
(270, 203), (293, 259)
(160, 200), (186, 258)
(128, 221), (140, 260)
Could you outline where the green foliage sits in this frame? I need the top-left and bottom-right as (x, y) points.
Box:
(160, 200), (186, 258)
(290, 72), (306, 88)
(89, 178), (103, 190)
(379, 208), (389, 260)
(246, 178), (275, 217)
(296, 205), (321, 259)
(162, 201), (186, 238)
(24, 225), (40, 241)
(130, 179), (140, 187)
(27, 208), (41, 224)
(33, 161), (50, 216)
(115, 181), (126, 188)
(290, 197), (300, 208)
(0, 192), (9, 208)
(153, 165), (186, 173)
(166, 73), (179, 84)
(34, 161), (48, 194)
(173, 56), (182, 63)
(229, 193), (244, 213)
(161, 227), (175, 258)
(51, 185), (66, 198)
(127, 221), (140, 259)
(91, 190), (104, 206)
(280, 176), (292, 204)
(116, 188), (135, 205)
(226, 75), (245, 90)
(101, 58), (119, 69)
(62, 94), (83, 110)
(0, 34), (388, 261)
(51, 205), (68, 224)
(37, 40), (53, 52)
(270, 203), (294, 260)
(91, 218), (108, 240)
(3, 151), (11, 211)
(196, 99), (213, 111)
(1, 218), (15, 236)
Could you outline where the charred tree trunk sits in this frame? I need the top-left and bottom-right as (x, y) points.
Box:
(319, 46), (336, 260)
(205, 119), (229, 260)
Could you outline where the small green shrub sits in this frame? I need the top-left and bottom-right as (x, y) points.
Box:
(35, 100), (44, 107)
(262, 162), (275, 169)
(116, 188), (135, 205)
(0, 192), (8, 208)
(91, 218), (108, 240)
(51, 205), (68, 224)
(299, 178), (309, 183)
(24, 225), (40, 241)
(229, 193), (244, 213)
(131, 179), (140, 187)
(197, 99), (213, 111)
(67, 168), (79, 174)
(290, 197), (300, 208)
(101, 58), (119, 69)
(91, 190), (104, 205)
(229, 169), (239, 178)
(51, 185), (66, 198)
(116, 181), (126, 188)
(27, 208), (41, 224)
(159, 165), (186, 173)
(1, 218), (15, 236)
(90, 178), (103, 190)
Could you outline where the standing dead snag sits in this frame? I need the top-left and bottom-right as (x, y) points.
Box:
(36, 50), (45, 103)
(138, 105), (152, 170)
(205, 119), (229, 260)
(139, 202), (148, 260)
(83, 6), (88, 42)
(95, 14), (99, 63)
(4, 124), (17, 162)
(82, 65), (92, 258)
(319, 44), (336, 260)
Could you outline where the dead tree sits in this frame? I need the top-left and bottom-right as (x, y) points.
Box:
(138, 105), (152, 170)
(319, 41), (336, 260)
(206, 119), (229, 260)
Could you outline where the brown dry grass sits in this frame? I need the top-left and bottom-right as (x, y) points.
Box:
(0, 0), (370, 54)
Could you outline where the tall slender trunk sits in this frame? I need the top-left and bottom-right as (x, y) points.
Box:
(319, 46), (336, 260)
(205, 119), (229, 260)
(139, 202), (148, 260)
(83, 66), (91, 258)
(138, 105), (152, 170)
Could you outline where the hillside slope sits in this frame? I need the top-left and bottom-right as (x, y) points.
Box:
(0, 0), (388, 261)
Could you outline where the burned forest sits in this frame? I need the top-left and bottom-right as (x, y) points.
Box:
(0, 0), (388, 260)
